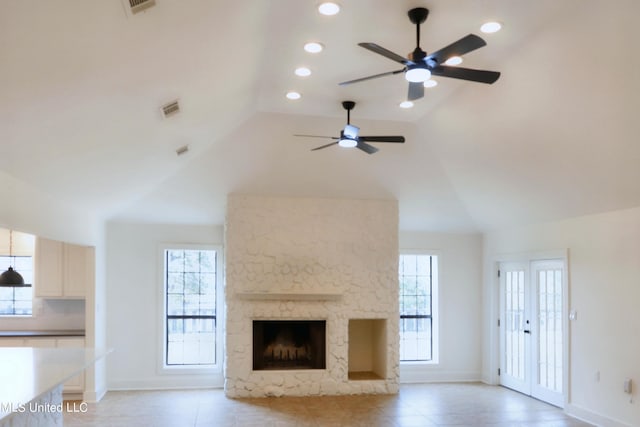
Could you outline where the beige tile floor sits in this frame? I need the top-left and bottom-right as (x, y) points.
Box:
(64, 383), (594, 427)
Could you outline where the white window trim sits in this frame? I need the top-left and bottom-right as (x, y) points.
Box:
(157, 243), (224, 376)
(399, 249), (440, 366)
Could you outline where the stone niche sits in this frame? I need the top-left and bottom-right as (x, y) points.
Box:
(224, 195), (400, 397)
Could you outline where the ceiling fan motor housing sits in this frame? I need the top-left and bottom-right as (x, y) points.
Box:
(342, 101), (355, 111)
(408, 47), (426, 62)
(408, 7), (429, 25)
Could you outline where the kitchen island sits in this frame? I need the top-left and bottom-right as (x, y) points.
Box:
(0, 347), (107, 426)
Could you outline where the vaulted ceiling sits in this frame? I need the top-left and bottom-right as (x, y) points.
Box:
(2, 0), (639, 232)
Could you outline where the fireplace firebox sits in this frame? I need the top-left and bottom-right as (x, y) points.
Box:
(253, 320), (326, 370)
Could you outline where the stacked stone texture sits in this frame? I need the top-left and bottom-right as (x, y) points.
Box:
(225, 195), (400, 397)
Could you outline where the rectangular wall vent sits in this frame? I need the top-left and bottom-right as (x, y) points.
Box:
(161, 100), (180, 118)
(129, 0), (156, 15)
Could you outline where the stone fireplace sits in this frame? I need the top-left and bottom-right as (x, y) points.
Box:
(224, 195), (399, 397)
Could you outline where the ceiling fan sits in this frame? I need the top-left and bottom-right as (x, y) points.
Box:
(339, 7), (501, 101)
(294, 101), (405, 154)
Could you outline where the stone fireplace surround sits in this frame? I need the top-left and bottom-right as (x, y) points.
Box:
(224, 195), (399, 397)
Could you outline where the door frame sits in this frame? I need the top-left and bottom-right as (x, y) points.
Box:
(489, 249), (570, 407)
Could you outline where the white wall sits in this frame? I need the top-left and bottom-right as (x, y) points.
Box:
(0, 171), (101, 245)
(105, 221), (224, 390)
(483, 206), (640, 427)
(399, 231), (483, 383)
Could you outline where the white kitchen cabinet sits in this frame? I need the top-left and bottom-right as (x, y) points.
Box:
(34, 237), (95, 299)
(63, 243), (94, 298)
(56, 337), (85, 392)
(34, 238), (64, 297)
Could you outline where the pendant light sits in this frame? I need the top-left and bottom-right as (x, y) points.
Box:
(0, 230), (31, 287)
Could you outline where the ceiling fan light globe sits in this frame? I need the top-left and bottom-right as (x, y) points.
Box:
(338, 138), (357, 148)
(405, 67), (431, 83)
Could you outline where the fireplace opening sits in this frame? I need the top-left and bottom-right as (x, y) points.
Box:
(253, 320), (326, 370)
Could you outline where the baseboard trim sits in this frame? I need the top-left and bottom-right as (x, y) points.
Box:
(564, 403), (632, 427)
(108, 376), (224, 391)
(399, 367), (481, 383)
(83, 386), (107, 403)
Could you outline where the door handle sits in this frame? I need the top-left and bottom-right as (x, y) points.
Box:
(524, 330), (531, 334)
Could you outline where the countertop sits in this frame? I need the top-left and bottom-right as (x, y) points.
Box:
(0, 330), (85, 338)
(0, 347), (109, 420)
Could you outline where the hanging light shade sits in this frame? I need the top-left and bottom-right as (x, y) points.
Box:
(0, 230), (31, 287)
(0, 266), (28, 287)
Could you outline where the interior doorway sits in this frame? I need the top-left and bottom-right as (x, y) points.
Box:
(499, 259), (566, 407)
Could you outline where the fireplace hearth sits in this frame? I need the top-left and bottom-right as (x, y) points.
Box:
(253, 320), (326, 370)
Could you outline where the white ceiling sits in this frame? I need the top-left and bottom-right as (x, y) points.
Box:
(2, 0), (639, 232)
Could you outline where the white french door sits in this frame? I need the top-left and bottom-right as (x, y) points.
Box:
(499, 259), (565, 407)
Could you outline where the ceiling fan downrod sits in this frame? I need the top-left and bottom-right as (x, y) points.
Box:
(342, 100), (355, 124)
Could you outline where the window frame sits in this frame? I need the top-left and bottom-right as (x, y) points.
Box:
(399, 250), (439, 365)
(0, 255), (34, 317)
(158, 244), (224, 374)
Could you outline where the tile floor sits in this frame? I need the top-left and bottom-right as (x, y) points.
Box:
(64, 383), (593, 427)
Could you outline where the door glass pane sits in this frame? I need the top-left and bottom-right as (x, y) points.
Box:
(537, 268), (563, 392)
(505, 270), (525, 380)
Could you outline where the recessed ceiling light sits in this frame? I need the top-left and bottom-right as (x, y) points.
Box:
(481, 21), (502, 34)
(318, 2), (340, 16)
(423, 79), (438, 88)
(444, 56), (463, 66)
(286, 91), (301, 100)
(295, 67), (312, 77)
(304, 42), (324, 53)
(399, 101), (414, 109)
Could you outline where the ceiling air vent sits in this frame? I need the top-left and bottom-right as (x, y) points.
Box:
(161, 100), (180, 118)
(129, 0), (156, 15)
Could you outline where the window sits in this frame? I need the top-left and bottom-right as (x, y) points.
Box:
(399, 254), (437, 362)
(0, 256), (33, 316)
(163, 248), (219, 367)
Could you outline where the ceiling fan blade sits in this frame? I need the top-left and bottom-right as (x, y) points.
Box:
(359, 136), (405, 143)
(356, 141), (379, 154)
(339, 69), (404, 86)
(311, 142), (339, 151)
(425, 34), (487, 65)
(431, 65), (500, 84)
(358, 43), (412, 65)
(294, 134), (339, 139)
(408, 81), (424, 101)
